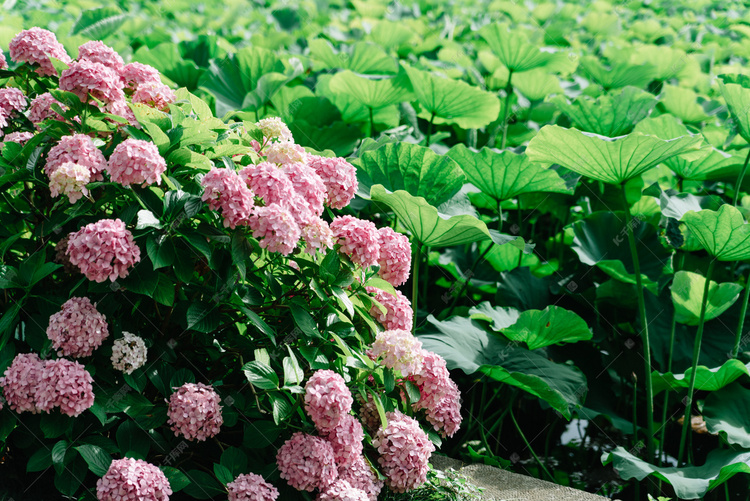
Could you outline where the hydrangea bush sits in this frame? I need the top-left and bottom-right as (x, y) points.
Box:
(0, 29), (462, 500)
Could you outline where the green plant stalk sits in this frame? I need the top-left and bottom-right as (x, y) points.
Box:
(369, 106), (375, 138)
(677, 258), (716, 466)
(732, 274), (750, 359)
(733, 149), (750, 207)
(501, 70), (514, 150)
(620, 182), (655, 464)
(412, 242), (422, 334)
(426, 112), (436, 147)
(509, 406), (555, 482)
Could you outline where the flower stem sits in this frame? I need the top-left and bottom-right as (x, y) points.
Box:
(426, 112), (436, 146)
(501, 70), (514, 150)
(677, 258), (716, 466)
(368, 106), (375, 138)
(411, 242), (421, 334)
(732, 273), (750, 359)
(620, 182), (655, 464)
(509, 406), (555, 482)
(734, 149), (750, 206)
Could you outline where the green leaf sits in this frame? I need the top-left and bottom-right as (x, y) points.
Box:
(479, 24), (552, 72)
(651, 359), (750, 395)
(182, 470), (225, 499)
(27, 448), (52, 472)
(501, 306), (592, 350)
(402, 62), (501, 129)
(160, 466), (191, 492)
(704, 381), (750, 448)
(70, 7), (128, 39)
(447, 144), (572, 202)
(404, 381), (421, 403)
(602, 446), (750, 499)
(136, 210), (163, 230)
(242, 360), (279, 390)
(117, 420), (151, 458)
(283, 351), (304, 386)
(719, 74), (750, 143)
(308, 39), (397, 74)
(551, 87), (657, 137)
(213, 463), (234, 485)
(512, 68), (561, 102)
(147, 236), (176, 270)
(74, 444), (112, 477)
(134, 43), (205, 91)
(290, 303), (321, 338)
(682, 205), (750, 261)
(579, 56), (657, 90)
(186, 302), (219, 333)
(220, 447), (247, 477)
(355, 142), (465, 206)
(370, 186), (492, 248)
(671, 271), (742, 325)
(270, 393), (292, 425)
(661, 84), (711, 123)
(526, 125), (703, 184)
(328, 70), (414, 110)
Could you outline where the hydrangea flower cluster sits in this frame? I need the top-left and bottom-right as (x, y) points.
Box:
(167, 382), (223, 441)
(226, 473), (279, 501)
(200, 167), (256, 228)
(0, 353), (44, 413)
(35, 358), (95, 417)
(46, 297), (109, 358)
(8, 28), (71, 76)
(0, 87), (27, 137)
(376, 227), (412, 287)
(0, 51), (6, 70)
(257, 116), (293, 143)
(265, 141), (307, 165)
(59, 60), (125, 104)
(276, 432), (338, 492)
(307, 155), (358, 210)
(111, 332), (148, 374)
(107, 138), (167, 186)
(373, 411), (435, 493)
(339, 456), (383, 501)
(317, 480), (369, 501)
(77, 40), (125, 74)
(66, 218), (141, 282)
(121, 62), (162, 89)
(44, 133), (107, 181)
(249, 204), (301, 255)
(330, 216), (381, 268)
(97, 458), (172, 501)
(282, 162), (326, 218)
(367, 329), (424, 377)
(301, 216), (335, 254)
(2, 131), (33, 145)
(412, 351), (463, 438)
(365, 287), (414, 331)
(132, 81), (176, 111)
(49, 162), (91, 203)
(304, 369), (354, 433)
(325, 414), (364, 468)
(28, 92), (66, 126)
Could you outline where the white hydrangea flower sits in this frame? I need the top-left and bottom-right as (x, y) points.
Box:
(111, 332), (147, 374)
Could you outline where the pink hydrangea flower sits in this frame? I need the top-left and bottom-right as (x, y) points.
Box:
(373, 411), (434, 493)
(412, 351), (462, 438)
(46, 297), (109, 358)
(49, 162), (90, 203)
(277, 432), (338, 492)
(377, 227), (411, 287)
(324, 414), (364, 468)
(9, 27), (71, 76)
(330, 216), (380, 268)
(0, 88), (27, 115)
(0, 353), (44, 413)
(132, 82), (176, 111)
(3, 131), (33, 145)
(240, 162), (297, 208)
(249, 204), (301, 256)
(66, 218), (141, 283)
(28, 92), (67, 126)
(0, 51), (7, 70)
(106, 99), (139, 127)
(97, 458), (172, 501)
(338, 456), (383, 501)
(304, 369), (353, 433)
(59, 60), (125, 105)
(308, 155), (358, 210)
(317, 480), (369, 501)
(121, 62), (161, 89)
(36, 358), (95, 417)
(365, 287), (413, 332)
(77, 41), (124, 74)
(201, 167), (255, 228)
(256, 117), (293, 143)
(265, 141), (307, 165)
(107, 138), (167, 186)
(367, 329), (424, 377)
(44, 133), (107, 180)
(167, 382), (223, 441)
(301, 217), (334, 255)
(227, 473), (279, 501)
(282, 162), (326, 218)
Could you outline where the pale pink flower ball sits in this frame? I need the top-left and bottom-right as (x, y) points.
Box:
(256, 117), (293, 143)
(9, 27), (71, 76)
(249, 204), (301, 256)
(108, 138), (167, 186)
(373, 411), (434, 493)
(265, 141), (307, 165)
(111, 332), (148, 375)
(282, 162), (326, 218)
(276, 432), (338, 492)
(0, 88), (27, 115)
(227, 473), (279, 501)
(301, 216), (334, 255)
(330, 216), (380, 268)
(0, 51), (7, 70)
(59, 60), (125, 105)
(49, 162), (90, 203)
(167, 382), (223, 441)
(106, 99), (139, 127)
(304, 369), (353, 433)
(132, 81), (176, 111)
(365, 287), (413, 332)
(0, 111), (8, 133)
(77, 41), (124, 73)
(377, 227), (411, 287)
(121, 62), (161, 89)
(324, 414), (364, 468)
(338, 456), (383, 501)
(36, 358), (95, 417)
(367, 329), (424, 377)
(28, 92), (67, 126)
(308, 155), (358, 210)
(97, 458), (172, 501)
(44, 133), (107, 180)
(46, 297), (109, 358)
(66, 218), (141, 283)
(240, 161), (297, 208)
(317, 480), (369, 501)
(201, 167), (255, 228)
(3, 131), (33, 145)
(413, 351), (462, 437)
(0, 353), (43, 413)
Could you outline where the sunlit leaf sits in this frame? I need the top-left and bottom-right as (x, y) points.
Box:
(671, 271), (742, 325)
(500, 306), (592, 350)
(682, 205), (750, 261)
(479, 24), (552, 72)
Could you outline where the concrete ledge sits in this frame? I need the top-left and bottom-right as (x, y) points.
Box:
(431, 456), (616, 501)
